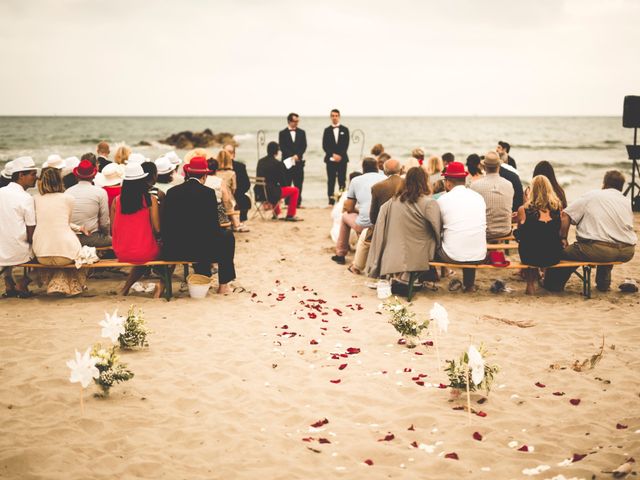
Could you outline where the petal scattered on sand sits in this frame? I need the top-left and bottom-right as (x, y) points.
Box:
(310, 418), (329, 428)
(330, 379), (341, 384)
(363, 459), (373, 466)
(473, 432), (483, 441)
(569, 399), (581, 406)
(444, 452), (459, 460)
(535, 382), (546, 388)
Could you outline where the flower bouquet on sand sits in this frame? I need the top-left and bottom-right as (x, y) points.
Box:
(118, 305), (150, 349)
(91, 343), (134, 397)
(380, 296), (429, 348)
(445, 344), (499, 398)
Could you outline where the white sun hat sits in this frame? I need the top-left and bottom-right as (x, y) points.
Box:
(1, 160), (15, 179)
(123, 163), (148, 181)
(165, 150), (182, 166)
(155, 156), (174, 175)
(94, 163), (124, 187)
(127, 152), (149, 165)
(65, 156), (81, 170)
(12, 156), (39, 174)
(43, 154), (65, 169)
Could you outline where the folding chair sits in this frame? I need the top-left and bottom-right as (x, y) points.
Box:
(250, 176), (280, 220)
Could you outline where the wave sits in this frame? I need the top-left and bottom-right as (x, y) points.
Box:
(233, 133), (256, 142)
(517, 142), (624, 150)
(78, 138), (104, 145)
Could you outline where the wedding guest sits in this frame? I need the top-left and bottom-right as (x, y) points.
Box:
(516, 175), (563, 295)
(401, 157), (420, 176)
(497, 141), (517, 169)
(411, 148), (425, 166)
(255, 142), (301, 221)
(33, 167), (87, 296)
(142, 161), (165, 205)
(96, 141), (111, 172)
(442, 152), (455, 171)
(111, 163), (162, 297)
(497, 152), (524, 212)
(155, 156), (178, 193)
(376, 152), (391, 171)
(0, 157), (38, 297)
(425, 155), (443, 188)
(530, 160), (567, 208)
(206, 158), (249, 232)
(66, 160), (111, 247)
(371, 144), (385, 158)
(114, 145), (131, 165)
(466, 154), (483, 182)
(278, 113), (307, 207)
(62, 156), (80, 189)
(366, 167), (441, 283)
(224, 144), (252, 221)
(322, 108), (350, 205)
(81, 152), (97, 167)
(0, 160), (14, 188)
(94, 163), (124, 209)
(162, 156), (237, 294)
(43, 154), (66, 170)
(216, 150), (237, 196)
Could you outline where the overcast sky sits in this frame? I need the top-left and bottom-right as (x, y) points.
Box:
(0, 0), (638, 116)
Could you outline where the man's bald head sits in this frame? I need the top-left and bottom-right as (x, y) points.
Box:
(383, 158), (401, 175)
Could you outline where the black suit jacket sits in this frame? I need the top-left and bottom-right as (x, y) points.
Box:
(278, 128), (307, 165)
(97, 156), (111, 172)
(232, 160), (251, 210)
(161, 178), (223, 262)
(322, 125), (350, 164)
(255, 154), (286, 204)
(499, 166), (524, 212)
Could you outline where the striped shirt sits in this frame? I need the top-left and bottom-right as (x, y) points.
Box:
(470, 173), (514, 239)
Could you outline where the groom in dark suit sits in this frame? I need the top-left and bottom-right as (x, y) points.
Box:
(278, 113), (307, 207)
(322, 109), (350, 205)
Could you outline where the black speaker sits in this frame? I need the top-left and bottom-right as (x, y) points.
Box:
(623, 96), (640, 128)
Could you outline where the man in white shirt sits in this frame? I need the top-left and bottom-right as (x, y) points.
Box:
(436, 161), (487, 292)
(0, 156), (38, 297)
(66, 159), (111, 247)
(544, 170), (637, 292)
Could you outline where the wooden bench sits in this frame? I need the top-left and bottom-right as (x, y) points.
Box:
(19, 260), (196, 301)
(487, 243), (519, 250)
(405, 260), (622, 301)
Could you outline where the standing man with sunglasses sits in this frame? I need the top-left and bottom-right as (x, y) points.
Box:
(278, 112), (307, 207)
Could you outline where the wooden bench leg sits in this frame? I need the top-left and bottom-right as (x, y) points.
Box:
(159, 266), (173, 301)
(407, 272), (418, 301)
(583, 265), (592, 299)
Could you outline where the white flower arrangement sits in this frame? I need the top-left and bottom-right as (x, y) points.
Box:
(118, 305), (151, 349)
(380, 296), (430, 347)
(445, 343), (499, 395)
(91, 343), (134, 397)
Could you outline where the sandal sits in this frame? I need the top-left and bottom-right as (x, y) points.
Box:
(619, 279), (638, 293)
(448, 279), (462, 292)
(347, 264), (362, 275)
(233, 286), (246, 293)
(233, 225), (250, 233)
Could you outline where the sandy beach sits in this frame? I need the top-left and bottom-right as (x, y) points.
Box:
(1, 208), (639, 480)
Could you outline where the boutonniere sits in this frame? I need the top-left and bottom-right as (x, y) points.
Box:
(340, 131), (345, 135)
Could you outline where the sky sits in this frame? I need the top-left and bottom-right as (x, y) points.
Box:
(0, 0), (638, 116)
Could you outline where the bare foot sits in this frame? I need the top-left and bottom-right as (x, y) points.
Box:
(153, 281), (164, 299)
(217, 284), (231, 294)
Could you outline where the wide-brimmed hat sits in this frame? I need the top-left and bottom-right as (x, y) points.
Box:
(43, 154), (65, 169)
(65, 156), (80, 170)
(165, 151), (182, 166)
(1, 160), (14, 179)
(155, 156), (174, 175)
(12, 156), (39, 174)
(122, 163), (148, 181)
(183, 156), (211, 175)
(94, 163), (124, 187)
(127, 152), (149, 165)
(443, 161), (468, 178)
(73, 159), (97, 179)
(481, 151), (501, 167)
(487, 251), (510, 268)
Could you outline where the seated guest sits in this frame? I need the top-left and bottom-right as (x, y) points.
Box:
(142, 161), (166, 206)
(497, 151), (524, 212)
(255, 141), (301, 221)
(516, 175), (563, 294)
(371, 143), (385, 158)
(331, 157), (385, 265)
(436, 161), (487, 292)
(206, 158), (249, 232)
(424, 155), (443, 188)
(81, 152), (98, 167)
(66, 159), (112, 247)
(155, 156), (177, 193)
(224, 144), (252, 222)
(111, 164), (162, 297)
(330, 171), (361, 243)
(165, 151), (184, 186)
(43, 154), (66, 170)
(530, 160), (567, 208)
(442, 152), (455, 171)
(114, 145), (131, 165)
(350, 158), (404, 274)
(470, 151), (514, 240)
(466, 154), (483, 183)
(376, 152), (391, 172)
(543, 170), (637, 293)
(410, 148), (425, 166)
(33, 167), (87, 296)
(401, 157), (420, 176)
(96, 141), (111, 172)
(0, 157), (38, 297)
(162, 156), (236, 294)
(94, 163), (124, 210)
(366, 167), (441, 282)
(216, 150), (237, 196)
(62, 157), (80, 189)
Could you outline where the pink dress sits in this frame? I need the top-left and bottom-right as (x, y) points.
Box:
(112, 196), (160, 263)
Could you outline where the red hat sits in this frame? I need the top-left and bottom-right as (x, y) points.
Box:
(487, 251), (510, 268)
(183, 156), (211, 175)
(443, 161), (468, 178)
(73, 159), (97, 179)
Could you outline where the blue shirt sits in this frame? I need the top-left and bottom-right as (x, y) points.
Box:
(347, 172), (386, 227)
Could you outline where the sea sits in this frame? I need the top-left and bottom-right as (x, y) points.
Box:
(0, 116), (634, 206)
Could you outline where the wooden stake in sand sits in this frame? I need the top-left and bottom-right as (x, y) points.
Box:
(80, 387), (84, 416)
(465, 365), (472, 424)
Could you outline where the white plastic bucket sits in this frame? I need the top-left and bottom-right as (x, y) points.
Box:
(377, 279), (392, 299)
(188, 283), (210, 299)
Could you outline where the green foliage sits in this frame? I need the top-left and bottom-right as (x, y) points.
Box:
(91, 343), (134, 397)
(118, 305), (150, 350)
(445, 344), (500, 395)
(381, 296), (430, 346)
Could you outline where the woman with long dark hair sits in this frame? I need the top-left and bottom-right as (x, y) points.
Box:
(531, 160), (567, 208)
(111, 164), (162, 297)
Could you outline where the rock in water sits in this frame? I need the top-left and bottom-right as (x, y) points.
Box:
(160, 130), (235, 149)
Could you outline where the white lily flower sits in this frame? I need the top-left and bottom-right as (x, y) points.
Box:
(467, 345), (485, 385)
(429, 302), (449, 333)
(66, 348), (100, 388)
(99, 309), (125, 343)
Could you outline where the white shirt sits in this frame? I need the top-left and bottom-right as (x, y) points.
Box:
(289, 129), (296, 143)
(332, 124), (340, 143)
(437, 185), (487, 261)
(0, 182), (36, 265)
(66, 180), (110, 235)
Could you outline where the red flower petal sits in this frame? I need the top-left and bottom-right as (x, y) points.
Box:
(415, 381), (425, 386)
(535, 382), (546, 388)
(321, 319), (329, 323)
(357, 304), (364, 310)
(570, 398), (581, 406)
(338, 364), (347, 370)
(320, 327), (327, 331)
(438, 383), (448, 389)
(444, 452), (459, 460)
(414, 351), (423, 355)
(553, 391), (565, 396)
(411, 376), (420, 381)
(476, 411), (487, 417)
(333, 308), (343, 316)
(251, 293), (257, 298)
(310, 339), (318, 345)
(572, 453), (587, 462)
(418, 374), (428, 378)
(340, 353), (348, 358)
(408, 424), (415, 431)
(397, 338), (407, 345)
(310, 418), (329, 428)
(342, 327), (351, 333)
(318, 438), (331, 444)
(518, 445), (529, 452)
(452, 406), (465, 411)
(423, 340), (434, 346)
(410, 441), (418, 448)
(281, 324), (289, 329)
(364, 459), (374, 466)
(403, 367), (412, 373)
(330, 379), (341, 384)
(346, 347), (361, 354)
(331, 354), (340, 360)
(473, 432), (483, 441)
(308, 313), (317, 319)
(302, 437), (313, 442)
(616, 423), (628, 429)
(378, 433), (395, 442)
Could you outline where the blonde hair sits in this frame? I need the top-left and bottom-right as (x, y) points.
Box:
(38, 167), (65, 195)
(425, 155), (443, 175)
(217, 150), (233, 169)
(402, 157), (420, 174)
(114, 145), (131, 165)
(184, 148), (209, 164)
(527, 175), (562, 212)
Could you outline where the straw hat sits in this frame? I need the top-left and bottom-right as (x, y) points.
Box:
(94, 163), (124, 187)
(155, 156), (174, 175)
(122, 163), (148, 181)
(43, 154), (65, 169)
(12, 156), (39, 174)
(1, 160), (14, 179)
(183, 148), (209, 164)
